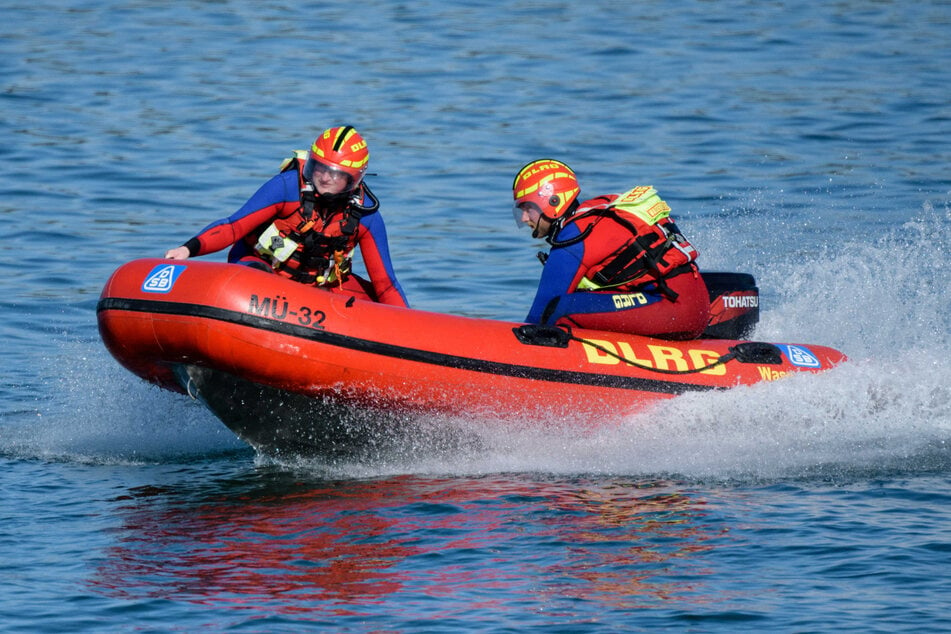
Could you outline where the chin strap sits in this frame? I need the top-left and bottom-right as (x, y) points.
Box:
(540, 199), (586, 248)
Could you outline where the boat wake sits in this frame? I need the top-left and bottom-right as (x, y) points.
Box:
(4, 343), (247, 465)
(444, 204), (951, 480)
(7, 205), (950, 481)
(426, 205), (951, 480)
(296, 203), (951, 480)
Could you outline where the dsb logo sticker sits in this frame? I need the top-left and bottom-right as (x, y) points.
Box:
(142, 264), (186, 293)
(779, 344), (821, 368)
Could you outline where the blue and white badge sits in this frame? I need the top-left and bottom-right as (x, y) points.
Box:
(142, 264), (186, 293)
(778, 344), (821, 368)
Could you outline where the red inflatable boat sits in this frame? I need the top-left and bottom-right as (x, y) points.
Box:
(97, 259), (847, 458)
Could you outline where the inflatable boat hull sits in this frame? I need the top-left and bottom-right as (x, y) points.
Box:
(96, 259), (846, 457)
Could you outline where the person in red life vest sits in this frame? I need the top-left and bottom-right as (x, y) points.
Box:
(164, 126), (409, 307)
(512, 159), (710, 339)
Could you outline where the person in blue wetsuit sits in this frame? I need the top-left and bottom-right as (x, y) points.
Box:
(512, 159), (709, 339)
(165, 126), (409, 307)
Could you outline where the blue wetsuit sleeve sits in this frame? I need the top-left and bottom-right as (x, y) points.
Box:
(525, 225), (585, 323)
(357, 210), (410, 307)
(195, 171), (297, 235)
(187, 171), (299, 256)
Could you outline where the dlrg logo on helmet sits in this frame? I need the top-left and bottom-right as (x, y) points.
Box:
(512, 159), (581, 222)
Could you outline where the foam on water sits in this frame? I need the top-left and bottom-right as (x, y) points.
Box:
(3, 2), (951, 629)
(4, 343), (246, 464)
(8, 201), (949, 480)
(344, 198), (951, 480)
(452, 201), (951, 480)
(454, 198), (951, 478)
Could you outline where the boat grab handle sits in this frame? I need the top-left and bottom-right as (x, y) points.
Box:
(513, 324), (572, 348)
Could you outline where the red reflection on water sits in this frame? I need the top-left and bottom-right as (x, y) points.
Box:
(90, 475), (727, 614)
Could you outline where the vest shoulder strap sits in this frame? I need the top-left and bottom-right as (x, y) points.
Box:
(279, 150), (309, 173)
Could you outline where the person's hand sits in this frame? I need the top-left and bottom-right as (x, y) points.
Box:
(164, 246), (190, 260)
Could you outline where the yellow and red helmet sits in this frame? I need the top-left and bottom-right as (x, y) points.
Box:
(303, 125), (369, 191)
(512, 159), (581, 223)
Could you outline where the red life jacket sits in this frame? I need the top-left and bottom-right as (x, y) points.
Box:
(570, 187), (699, 300)
(250, 156), (377, 286)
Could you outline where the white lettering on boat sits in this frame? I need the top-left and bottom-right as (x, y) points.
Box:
(722, 294), (759, 309)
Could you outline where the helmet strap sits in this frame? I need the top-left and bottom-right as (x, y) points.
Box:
(542, 198), (580, 242)
(316, 189), (353, 203)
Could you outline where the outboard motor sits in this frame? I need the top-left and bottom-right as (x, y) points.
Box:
(701, 271), (760, 340)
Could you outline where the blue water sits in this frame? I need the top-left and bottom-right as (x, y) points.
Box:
(3, 0), (951, 631)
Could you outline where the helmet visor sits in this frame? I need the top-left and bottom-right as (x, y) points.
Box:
(303, 156), (354, 194)
(513, 201), (543, 228)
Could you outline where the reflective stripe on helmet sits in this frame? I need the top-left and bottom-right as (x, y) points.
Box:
(309, 126), (369, 184)
(512, 159), (581, 222)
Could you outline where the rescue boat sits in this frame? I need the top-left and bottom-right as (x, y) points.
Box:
(96, 259), (847, 458)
